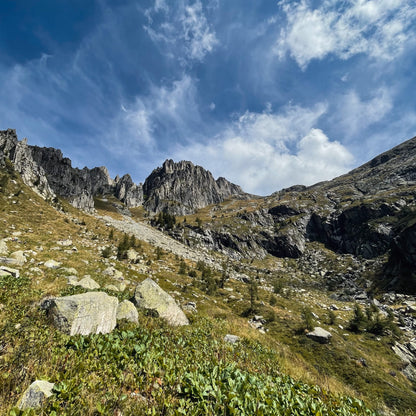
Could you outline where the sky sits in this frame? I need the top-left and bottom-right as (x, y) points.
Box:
(1, 0), (416, 196)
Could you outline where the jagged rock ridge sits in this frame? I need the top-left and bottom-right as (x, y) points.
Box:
(0, 129), (144, 212)
(143, 159), (246, 215)
(1, 130), (244, 214)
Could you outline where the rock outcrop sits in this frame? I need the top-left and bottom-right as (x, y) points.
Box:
(114, 174), (144, 207)
(42, 292), (118, 335)
(143, 159), (246, 215)
(133, 278), (189, 326)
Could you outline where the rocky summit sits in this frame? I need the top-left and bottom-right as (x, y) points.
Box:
(2, 129), (416, 415)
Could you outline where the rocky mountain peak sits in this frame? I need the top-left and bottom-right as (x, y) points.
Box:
(143, 159), (246, 215)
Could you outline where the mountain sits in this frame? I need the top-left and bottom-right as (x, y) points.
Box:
(2, 129), (416, 415)
(0, 129), (245, 214)
(171, 136), (416, 293)
(143, 159), (246, 215)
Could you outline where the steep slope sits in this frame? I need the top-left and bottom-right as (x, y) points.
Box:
(168, 136), (416, 292)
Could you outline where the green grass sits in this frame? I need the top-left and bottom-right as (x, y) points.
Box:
(2, 167), (416, 415)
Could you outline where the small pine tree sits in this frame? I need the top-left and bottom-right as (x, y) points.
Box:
(108, 229), (114, 240)
(179, 259), (187, 275)
(348, 304), (367, 333)
(327, 310), (337, 325)
(129, 234), (136, 248)
(249, 279), (258, 312)
(301, 307), (315, 331)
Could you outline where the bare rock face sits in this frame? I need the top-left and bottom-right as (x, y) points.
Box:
(133, 278), (189, 326)
(143, 159), (245, 215)
(114, 174), (143, 207)
(42, 292), (118, 335)
(30, 146), (114, 212)
(0, 129), (55, 201)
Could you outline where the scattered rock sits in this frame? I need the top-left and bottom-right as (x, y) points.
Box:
(44, 260), (62, 269)
(126, 248), (139, 262)
(0, 266), (19, 278)
(42, 292), (118, 335)
(61, 267), (78, 275)
(224, 334), (240, 344)
(17, 380), (55, 410)
(183, 301), (197, 312)
(133, 278), (189, 326)
(66, 275), (78, 285)
(103, 266), (124, 280)
(57, 239), (73, 246)
(116, 300), (138, 323)
(75, 276), (100, 290)
(306, 327), (332, 344)
(249, 315), (267, 333)
(0, 239), (8, 255)
(105, 284), (119, 292)
(0, 257), (20, 266)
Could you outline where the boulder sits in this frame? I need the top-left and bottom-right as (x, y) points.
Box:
(0, 266), (19, 278)
(306, 327), (332, 344)
(116, 300), (138, 323)
(0, 257), (19, 266)
(133, 278), (189, 326)
(126, 248), (139, 262)
(0, 239), (8, 255)
(105, 284), (119, 292)
(17, 380), (55, 410)
(44, 260), (61, 269)
(43, 292), (118, 335)
(75, 276), (100, 290)
(224, 334), (240, 344)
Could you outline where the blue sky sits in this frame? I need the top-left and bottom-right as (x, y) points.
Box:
(1, 0), (415, 195)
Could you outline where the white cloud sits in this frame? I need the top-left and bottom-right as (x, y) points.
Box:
(144, 0), (218, 63)
(276, 0), (416, 69)
(174, 105), (354, 195)
(332, 87), (393, 138)
(115, 75), (202, 153)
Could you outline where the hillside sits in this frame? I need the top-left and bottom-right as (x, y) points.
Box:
(1, 132), (416, 415)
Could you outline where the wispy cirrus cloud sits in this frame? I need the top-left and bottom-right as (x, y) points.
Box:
(275, 0), (416, 69)
(144, 0), (218, 64)
(330, 87), (393, 139)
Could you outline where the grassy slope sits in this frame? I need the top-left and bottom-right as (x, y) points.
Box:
(0, 168), (415, 415)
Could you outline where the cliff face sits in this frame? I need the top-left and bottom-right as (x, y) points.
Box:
(0, 129), (56, 202)
(143, 159), (246, 215)
(0, 129), (142, 212)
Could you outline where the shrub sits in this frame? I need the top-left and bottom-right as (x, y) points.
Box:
(348, 304), (367, 333)
(101, 246), (112, 258)
(301, 307), (315, 331)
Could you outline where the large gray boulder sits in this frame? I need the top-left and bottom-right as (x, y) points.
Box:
(133, 278), (189, 326)
(306, 327), (332, 344)
(43, 292), (118, 335)
(17, 380), (55, 410)
(116, 300), (138, 323)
